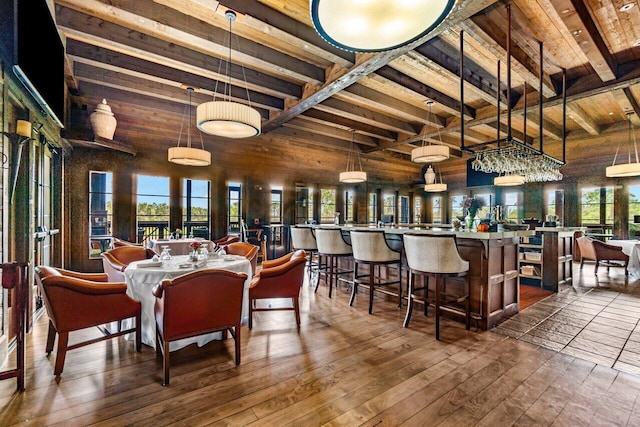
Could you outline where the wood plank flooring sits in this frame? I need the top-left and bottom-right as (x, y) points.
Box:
(2, 264), (640, 426)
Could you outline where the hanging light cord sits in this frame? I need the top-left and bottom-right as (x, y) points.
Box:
(611, 113), (638, 166)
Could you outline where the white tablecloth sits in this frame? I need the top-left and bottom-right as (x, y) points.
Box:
(148, 238), (213, 255)
(606, 240), (640, 276)
(122, 254), (252, 351)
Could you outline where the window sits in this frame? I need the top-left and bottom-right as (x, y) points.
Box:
(450, 195), (465, 221)
(89, 171), (113, 257)
(382, 193), (395, 223)
(271, 186), (283, 223)
(369, 192), (377, 224)
(414, 196), (422, 224)
(474, 193), (493, 220)
(136, 175), (170, 243)
(183, 179), (210, 238)
(307, 188), (314, 223)
(432, 196), (442, 223)
(399, 196), (409, 224)
(581, 186), (614, 227)
(344, 191), (354, 222)
(504, 192), (519, 222)
(546, 189), (564, 225)
(320, 188), (336, 223)
(630, 185), (640, 237)
(228, 182), (242, 232)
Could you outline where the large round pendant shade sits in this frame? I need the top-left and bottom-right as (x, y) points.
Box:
(424, 183), (447, 192)
(168, 147), (212, 166)
(411, 145), (450, 163)
(606, 163), (640, 177)
(310, 0), (456, 52)
(197, 101), (261, 138)
(494, 174), (526, 186)
(339, 170), (367, 183)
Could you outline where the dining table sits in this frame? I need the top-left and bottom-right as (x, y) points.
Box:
(147, 238), (213, 255)
(120, 254), (252, 351)
(605, 239), (640, 276)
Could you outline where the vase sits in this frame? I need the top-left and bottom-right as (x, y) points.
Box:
(90, 99), (117, 140)
(466, 210), (478, 231)
(334, 216), (339, 225)
(424, 166), (436, 184)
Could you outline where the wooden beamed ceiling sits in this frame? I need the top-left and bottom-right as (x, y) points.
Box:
(56, 0), (640, 169)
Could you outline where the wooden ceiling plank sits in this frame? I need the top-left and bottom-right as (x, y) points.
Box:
(612, 88), (640, 126)
(300, 110), (397, 141)
(62, 27), (298, 100)
(283, 118), (378, 146)
(57, 0), (323, 85)
(153, 0), (353, 69)
(548, 0), (617, 82)
(261, 0), (500, 132)
(315, 99), (420, 135)
(567, 103), (601, 135)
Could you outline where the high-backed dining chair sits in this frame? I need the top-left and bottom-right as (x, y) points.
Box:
(576, 236), (629, 275)
(212, 234), (240, 248)
(248, 250), (307, 329)
(152, 269), (247, 386)
(112, 237), (143, 248)
(349, 229), (402, 314)
(315, 228), (353, 298)
(34, 265), (141, 377)
(290, 226), (319, 282)
(402, 234), (471, 340)
(101, 246), (156, 282)
(225, 242), (259, 275)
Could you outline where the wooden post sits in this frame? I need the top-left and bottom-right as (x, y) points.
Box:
(0, 262), (29, 391)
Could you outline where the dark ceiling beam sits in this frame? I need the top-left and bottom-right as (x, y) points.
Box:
(283, 118), (378, 147)
(549, 0), (617, 82)
(376, 66), (476, 121)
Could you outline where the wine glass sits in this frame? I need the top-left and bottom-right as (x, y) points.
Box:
(159, 246), (172, 260)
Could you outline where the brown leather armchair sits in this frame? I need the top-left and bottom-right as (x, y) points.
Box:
(101, 246), (156, 282)
(225, 242), (259, 275)
(248, 250), (307, 329)
(34, 266), (141, 377)
(576, 236), (629, 275)
(112, 237), (143, 248)
(152, 269), (248, 386)
(212, 234), (240, 247)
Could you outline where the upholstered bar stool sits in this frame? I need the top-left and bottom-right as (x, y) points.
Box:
(290, 226), (319, 282)
(314, 227), (353, 298)
(349, 229), (402, 314)
(402, 233), (471, 340)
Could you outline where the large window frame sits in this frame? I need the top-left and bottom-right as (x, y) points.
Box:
(228, 182), (242, 233)
(136, 175), (170, 243)
(450, 195), (465, 222)
(504, 192), (519, 222)
(344, 190), (354, 223)
(414, 196), (422, 224)
(320, 188), (336, 223)
(368, 192), (377, 224)
(271, 186), (283, 224)
(629, 185), (640, 237)
(382, 193), (395, 223)
(432, 196), (442, 224)
(89, 171), (113, 258)
(581, 186), (614, 230)
(182, 178), (210, 238)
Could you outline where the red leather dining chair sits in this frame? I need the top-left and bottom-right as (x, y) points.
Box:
(225, 242), (259, 275)
(248, 250), (307, 329)
(152, 269), (248, 386)
(101, 246), (156, 282)
(112, 237), (143, 248)
(34, 266), (141, 377)
(212, 234), (240, 248)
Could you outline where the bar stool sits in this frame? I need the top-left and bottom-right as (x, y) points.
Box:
(290, 226), (318, 283)
(349, 230), (402, 314)
(402, 233), (471, 340)
(314, 228), (353, 298)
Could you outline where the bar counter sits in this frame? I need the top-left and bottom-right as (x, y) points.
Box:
(308, 225), (533, 330)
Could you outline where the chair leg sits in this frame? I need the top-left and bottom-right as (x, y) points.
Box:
(314, 254), (323, 294)
(465, 275), (471, 331)
(328, 256), (334, 298)
(53, 332), (69, 377)
(403, 271), (414, 328)
(248, 297), (254, 330)
(163, 339), (171, 386)
(135, 313), (141, 352)
(155, 324), (162, 358)
(234, 325), (241, 365)
(293, 297), (301, 326)
(349, 261), (358, 306)
(369, 263), (375, 315)
(46, 320), (56, 356)
(595, 262), (599, 274)
(398, 262), (403, 309)
(435, 275), (442, 341)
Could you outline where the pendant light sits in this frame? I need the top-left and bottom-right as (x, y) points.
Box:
(340, 130), (367, 183)
(310, 0), (456, 53)
(196, 10), (261, 139)
(494, 173), (526, 186)
(606, 112), (640, 177)
(168, 87), (211, 166)
(411, 101), (450, 163)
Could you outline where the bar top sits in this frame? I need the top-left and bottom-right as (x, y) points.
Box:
(304, 224), (534, 240)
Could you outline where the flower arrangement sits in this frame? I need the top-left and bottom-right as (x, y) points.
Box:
(189, 240), (202, 250)
(461, 196), (486, 212)
(334, 211), (340, 225)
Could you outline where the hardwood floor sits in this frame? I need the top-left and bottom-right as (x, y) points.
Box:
(2, 264), (640, 426)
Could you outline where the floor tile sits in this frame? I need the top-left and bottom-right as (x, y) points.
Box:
(518, 333), (566, 351)
(624, 340), (640, 354)
(565, 336), (622, 360)
(583, 321), (632, 339)
(612, 361), (640, 377)
(535, 319), (584, 337)
(526, 327), (575, 346)
(575, 329), (628, 348)
(618, 350), (640, 367)
(560, 346), (616, 367)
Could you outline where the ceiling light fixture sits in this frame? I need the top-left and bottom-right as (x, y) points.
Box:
(196, 11), (261, 138)
(424, 165), (447, 192)
(310, 0), (456, 53)
(620, 3), (635, 11)
(412, 101), (450, 163)
(339, 130), (367, 183)
(606, 112), (640, 177)
(169, 87), (211, 166)
(494, 173), (526, 187)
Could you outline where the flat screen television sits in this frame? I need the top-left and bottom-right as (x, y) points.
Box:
(11, 0), (65, 128)
(466, 158), (497, 187)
